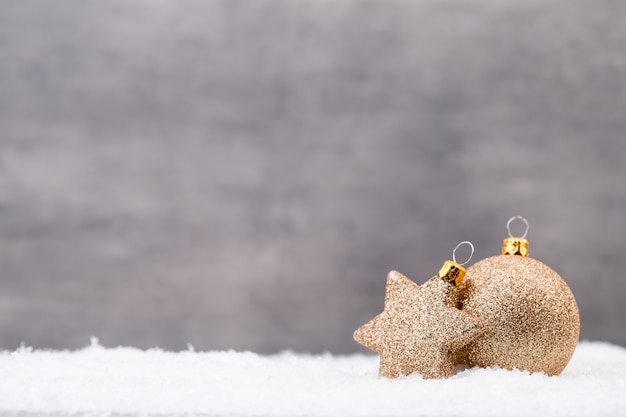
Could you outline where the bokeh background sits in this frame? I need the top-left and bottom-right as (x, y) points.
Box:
(1, 0), (625, 353)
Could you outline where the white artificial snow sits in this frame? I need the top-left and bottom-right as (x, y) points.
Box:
(0, 340), (625, 417)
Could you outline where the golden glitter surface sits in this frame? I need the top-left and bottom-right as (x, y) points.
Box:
(354, 270), (485, 379)
(458, 255), (580, 376)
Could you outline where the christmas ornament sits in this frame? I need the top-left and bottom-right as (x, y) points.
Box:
(354, 242), (485, 379)
(458, 216), (580, 376)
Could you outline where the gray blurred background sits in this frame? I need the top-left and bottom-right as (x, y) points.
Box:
(0, 0), (625, 353)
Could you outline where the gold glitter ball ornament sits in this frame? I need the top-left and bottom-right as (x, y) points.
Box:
(354, 242), (486, 379)
(458, 217), (580, 376)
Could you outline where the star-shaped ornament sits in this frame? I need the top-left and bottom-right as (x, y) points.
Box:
(354, 269), (485, 379)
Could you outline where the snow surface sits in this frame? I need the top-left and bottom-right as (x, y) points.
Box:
(0, 340), (625, 417)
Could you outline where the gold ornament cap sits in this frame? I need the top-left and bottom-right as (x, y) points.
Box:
(502, 216), (530, 257)
(502, 237), (529, 256)
(438, 260), (466, 286)
(438, 241), (473, 286)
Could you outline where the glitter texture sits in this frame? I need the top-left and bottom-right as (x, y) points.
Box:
(458, 255), (580, 376)
(353, 270), (485, 379)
